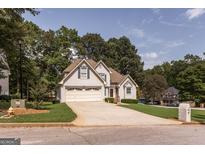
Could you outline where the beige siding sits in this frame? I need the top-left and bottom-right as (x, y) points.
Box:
(60, 62), (105, 102)
(119, 78), (137, 100)
(95, 63), (110, 87)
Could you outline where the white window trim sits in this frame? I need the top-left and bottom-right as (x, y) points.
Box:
(126, 87), (131, 95)
(80, 65), (88, 79)
(99, 73), (106, 81)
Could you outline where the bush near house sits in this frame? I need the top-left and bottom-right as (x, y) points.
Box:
(52, 100), (60, 104)
(0, 95), (11, 102)
(105, 97), (114, 103)
(0, 101), (11, 109)
(25, 102), (35, 109)
(121, 99), (138, 104)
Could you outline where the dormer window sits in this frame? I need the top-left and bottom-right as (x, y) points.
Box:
(99, 73), (106, 81)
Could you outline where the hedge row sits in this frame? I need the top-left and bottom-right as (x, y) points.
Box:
(121, 99), (138, 104)
(105, 97), (114, 103)
(0, 101), (11, 109)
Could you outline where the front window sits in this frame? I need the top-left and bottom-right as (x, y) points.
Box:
(80, 65), (87, 79)
(126, 87), (131, 94)
(99, 73), (106, 81)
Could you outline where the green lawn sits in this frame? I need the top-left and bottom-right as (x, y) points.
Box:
(120, 103), (205, 123)
(0, 103), (76, 123)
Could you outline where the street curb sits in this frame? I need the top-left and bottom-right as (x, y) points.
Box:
(0, 123), (75, 128)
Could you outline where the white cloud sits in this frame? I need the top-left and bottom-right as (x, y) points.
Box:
(136, 43), (146, 48)
(147, 36), (164, 44)
(185, 8), (205, 20)
(151, 8), (160, 14)
(128, 27), (145, 38)
(160, 21), (188, 27)
(165, 40), (185, 48)
(118, 21), (145, 38)
(141, 18), (153, 25)
(141, 52), (158, 59)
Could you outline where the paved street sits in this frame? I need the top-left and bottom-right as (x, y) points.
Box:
(67, 102), (181, 126)
(0, 125), (205, 144)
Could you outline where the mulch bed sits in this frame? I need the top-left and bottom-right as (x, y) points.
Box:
(13, 108), (49, 115)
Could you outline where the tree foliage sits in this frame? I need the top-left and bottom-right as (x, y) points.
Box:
(143, 74), (168, 101)
(145, 53), (205, 102)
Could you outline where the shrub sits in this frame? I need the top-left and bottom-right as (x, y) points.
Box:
(25, 102), (35, 109)
(52, 100), (60, 104)
(0, 95), (11, 101)
(105, 97), (114, 103)
(0, 101), (11, 109)
(121, 99), (138, 104)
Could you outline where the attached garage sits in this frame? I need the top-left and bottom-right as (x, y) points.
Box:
(65, 86), (103, 102)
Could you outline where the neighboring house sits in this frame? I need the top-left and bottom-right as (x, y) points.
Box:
(57, 59), (138, 103)
(0, 53), (10, 95)
(162, 87), (179, 106)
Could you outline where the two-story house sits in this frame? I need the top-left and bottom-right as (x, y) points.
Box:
(57, 59), (138, 103)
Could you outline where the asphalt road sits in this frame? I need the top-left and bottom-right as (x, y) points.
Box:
(0, 125), (205, 145)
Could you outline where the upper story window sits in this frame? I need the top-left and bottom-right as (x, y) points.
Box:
(79, 64), (89, 79)
(126, 87), (131, 94)
(99, 73), (106, 81)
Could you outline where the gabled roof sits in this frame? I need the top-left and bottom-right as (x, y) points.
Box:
(164, 87), (179, 95)
(63, 59), (97, 73)
(119, 75), (138, 87)
(61, 59), (137, 86)
(95, 60), (112, 73)
(60, 59), (105, 85)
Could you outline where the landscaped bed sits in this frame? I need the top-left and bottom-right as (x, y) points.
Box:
(120, 103), (205, 123)
(0, 102), (76, 123)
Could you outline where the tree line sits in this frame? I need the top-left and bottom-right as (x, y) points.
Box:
(0, 9), (204, 103)
(0, 9), (143, 101)
(144, 54), (205, 103)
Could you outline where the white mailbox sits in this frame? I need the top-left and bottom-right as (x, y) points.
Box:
(178, 103), (191, 122)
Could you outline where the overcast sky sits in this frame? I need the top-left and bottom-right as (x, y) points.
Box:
(23, 8), (205, 69)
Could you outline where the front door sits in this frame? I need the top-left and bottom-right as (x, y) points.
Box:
(110, 89), (113, 97)
(115, 87), (120, 102)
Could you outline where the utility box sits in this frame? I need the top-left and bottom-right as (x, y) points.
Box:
(11, 99), (26, 108)
(178, 103), (191, 122)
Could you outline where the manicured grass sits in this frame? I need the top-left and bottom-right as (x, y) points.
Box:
(0, 103), (76, 123)
(120, 103), (205, 123)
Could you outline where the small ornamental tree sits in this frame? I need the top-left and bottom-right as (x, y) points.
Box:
(29, 78), (48, 109)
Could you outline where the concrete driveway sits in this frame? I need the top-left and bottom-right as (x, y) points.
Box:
(66, 102), (181, 126)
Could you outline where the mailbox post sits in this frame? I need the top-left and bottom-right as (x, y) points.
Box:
(178, 103), (191, 122)
(11, 99), (25, 108)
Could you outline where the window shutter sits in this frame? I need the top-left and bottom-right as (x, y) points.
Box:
(87, 68), (90, 79)
(78, 67), (80, 79)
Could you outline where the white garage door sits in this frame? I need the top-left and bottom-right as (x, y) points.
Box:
(66, 88), (103, 102)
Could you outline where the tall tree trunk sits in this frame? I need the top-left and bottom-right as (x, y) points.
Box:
(16, 69), (20, 97)
(26, 80), (29, 100)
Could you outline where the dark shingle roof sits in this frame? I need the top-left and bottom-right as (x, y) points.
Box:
(164, 87), (179, 95)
